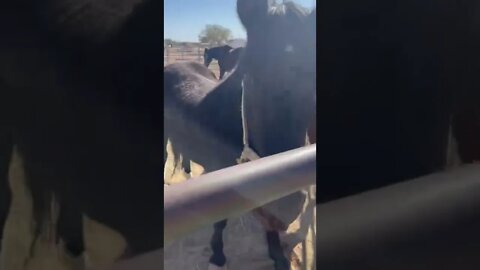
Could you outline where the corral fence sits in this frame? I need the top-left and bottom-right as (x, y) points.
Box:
(164, 43), (220, 77)
(101, 144), (317, 270)
(102, 146), (480, 270)
(163, 44), (206, 65)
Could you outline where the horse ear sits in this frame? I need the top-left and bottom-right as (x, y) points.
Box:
(237, 0), (271, 30)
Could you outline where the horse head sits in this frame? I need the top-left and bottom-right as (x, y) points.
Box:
(237, 0), (316, 156)
(203, 48), (212, 67)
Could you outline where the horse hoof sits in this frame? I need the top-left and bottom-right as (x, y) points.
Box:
(208, 263), (227, 270)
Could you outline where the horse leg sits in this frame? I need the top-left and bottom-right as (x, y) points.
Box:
(254, 192), (306, 270)
(21, 161), (53, 260)
(84, 189), (163, 258)
(13, 143), (69, 261)
(254, 209), (292, 270)
(209, 219), (228, 269)
(0, 145), (36, 270)
(266, 230), (290, 270)
(79, 133), (164, 257)
(0, 130), (13, 247)
(0, 80), (14, 247)
(218, 61), (225, 80)
(56, 197), (85, 257)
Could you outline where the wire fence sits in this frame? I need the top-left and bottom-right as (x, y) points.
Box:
(164, 45), (220, 78)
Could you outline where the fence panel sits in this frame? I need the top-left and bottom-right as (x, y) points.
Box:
(102, 144), (317, 270)
(164, 45), (220, 78)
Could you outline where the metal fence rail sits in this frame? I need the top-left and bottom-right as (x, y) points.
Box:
(318, 164), (480, 270)
(100, 150), (480, 270)
(100, 144), (316, 270)
(164, 144), (316, 245)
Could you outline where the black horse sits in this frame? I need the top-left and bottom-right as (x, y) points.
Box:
(204, 45), (244, 79)
(164, 0), (315, 269)
(316, 0), (480, 203)
(0, 0), (163, 263)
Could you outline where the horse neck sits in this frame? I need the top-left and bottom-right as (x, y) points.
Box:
(197, 69), (244, 148)
(210, 47), (229, 60)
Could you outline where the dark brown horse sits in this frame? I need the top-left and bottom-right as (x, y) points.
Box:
(0, 0), (163, 262)
(204, 45), (244, 79)
(164, 0), (315, 269)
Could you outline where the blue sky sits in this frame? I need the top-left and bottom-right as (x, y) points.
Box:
(164, 0), (316, 42)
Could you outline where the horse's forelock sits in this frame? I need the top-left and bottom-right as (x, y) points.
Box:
(246, 1), (310, 36)
(269, 2), (310, 21)
(238, 0), (311, 32)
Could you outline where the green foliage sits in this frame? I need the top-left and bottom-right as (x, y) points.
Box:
(198, 24), (232, 45)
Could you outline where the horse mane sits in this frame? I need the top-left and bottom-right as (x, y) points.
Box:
(268, 1), (313, 23)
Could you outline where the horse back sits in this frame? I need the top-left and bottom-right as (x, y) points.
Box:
(164, 61), (218, 111)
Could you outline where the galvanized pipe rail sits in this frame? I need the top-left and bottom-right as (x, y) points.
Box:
(99, 144), (316, 270)
(318, 164), (480, 270)
(164, 144), (316, 246)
